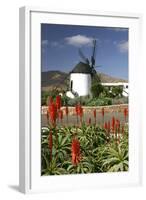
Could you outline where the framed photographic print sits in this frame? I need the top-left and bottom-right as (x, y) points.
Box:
(19, 7), (142, 193)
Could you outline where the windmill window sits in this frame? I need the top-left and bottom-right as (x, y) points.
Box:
(70, 80), (73, 91)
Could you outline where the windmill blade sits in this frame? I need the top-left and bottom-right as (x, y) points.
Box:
(90, 66), (101, 82)
(91, 39), (97, 67)
(78, 49), (89, 64)
(90, 67), (97, 78)
(92, 68), (97, 75)
(92, 70), (101, 83)
(92, 39), (96, 58)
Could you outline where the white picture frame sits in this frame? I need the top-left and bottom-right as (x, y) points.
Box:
(19, 6), (142, 194)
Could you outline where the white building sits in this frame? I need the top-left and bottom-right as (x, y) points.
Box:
(66, 62), (92, 98)
(102, 82), (129, 97)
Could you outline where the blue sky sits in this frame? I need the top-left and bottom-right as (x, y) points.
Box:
(41, 24), (128, 80)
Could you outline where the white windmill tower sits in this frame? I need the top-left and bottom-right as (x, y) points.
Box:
(66, 39), (99, 98)
(69, 62), (92, 97)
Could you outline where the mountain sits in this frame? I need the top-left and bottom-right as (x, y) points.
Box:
(98, 72), (127, 83)
(41, 70), (127, 91)
(41, 71), (69, 91)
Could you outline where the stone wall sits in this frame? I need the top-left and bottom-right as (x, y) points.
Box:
(42, 104), (128, 115)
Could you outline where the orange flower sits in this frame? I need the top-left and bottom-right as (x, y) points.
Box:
(48, 102), (57, 126)
(48, 96), (53, 106)
(111, 116), (115, 132)
(65, 106), (69, 116)
(104, 122), (108, 131)
(56, 95), (62, 110)
(75, 104), (83, 116)
(93, 109), (96, 118)
(88, 118), (91, 125)
(116, 119), (120, 132)
(124, 108), (128, 122)
(71, 138), (81, 165)
(101, 107), (105, 117)
(79, 107), (83, 118)
(58, 110), (63, 121)
(75, 104), (78, 115)
(75, 104), (83, 124)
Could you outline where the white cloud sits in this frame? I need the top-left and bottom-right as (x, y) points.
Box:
(51, 41), (59, 47)
(42, 40), (64, 48)
(42, 40), (49, 46)
(65, 34), (93, 47)
(51, 41), (64, 48)
(114, 40), (128, 53)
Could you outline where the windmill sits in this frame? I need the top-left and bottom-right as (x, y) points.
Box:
(51, 39), (101, 98)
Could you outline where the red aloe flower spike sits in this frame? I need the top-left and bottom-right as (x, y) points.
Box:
(65, 106), (69, 116)
(58, 110), (63, 123)
(75, 104), (78, 115)
(107, 120), (111, 142)
(48, 96), (53, 106)
(116, 119), (120, 133)
(48, 131), (53, 160)
(102, 107), (105, 117)
(75, 104), (83, 125)
(65, 106), (69, 124)
(75, 104), (82, 116)
(124, 107), (128, 122)
(93, 109), (96, 118)
(78, 106), (83, 125)
(47, 96), (53, 118)
(118, 120), (121, 133)
(88, 118), (91, 125)
(104, 122), (108, 131)
(111, 116), (115, 133)
(49, 102), (57, 127)
(75, 104), (79, 124)
(71, 138), (81, 165)
(93, 109), (96, 124)
(56, 95), (62, 110)
(101, 107), (105, 125)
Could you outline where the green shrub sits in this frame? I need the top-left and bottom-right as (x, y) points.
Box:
(86, 97), (112, 106)
(101, 86), (124, 98)
(41, 91), (49, 106)
(61, 95), (70, 106)
(67, 96), (89, 106)
(91, 82), (104, 98)
(111, 86), (123, 97)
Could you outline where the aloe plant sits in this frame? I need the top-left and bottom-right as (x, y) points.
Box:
(41, 123), (128, 175)
(101, 141), (128, 172)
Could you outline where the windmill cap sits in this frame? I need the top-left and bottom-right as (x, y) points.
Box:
(71, 62), (92, 74)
